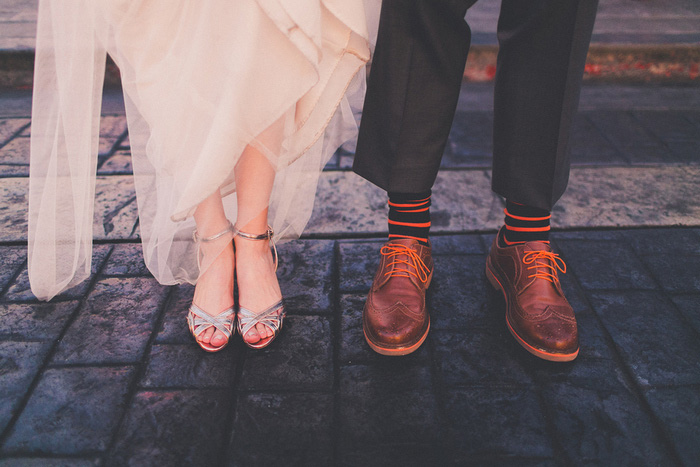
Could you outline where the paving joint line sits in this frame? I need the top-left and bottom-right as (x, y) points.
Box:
(220, 326), (251, 463)
(0, 121), (29, 151)
(0, 244), (116, 450)
(329, 240), (343, 464)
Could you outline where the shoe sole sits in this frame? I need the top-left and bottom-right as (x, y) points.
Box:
(485, 258), (579, 362)
(363, 319), (430, 356)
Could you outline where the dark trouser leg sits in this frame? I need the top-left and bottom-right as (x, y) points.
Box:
(353, 0), (476, 193)
(492, 0), (598, 210)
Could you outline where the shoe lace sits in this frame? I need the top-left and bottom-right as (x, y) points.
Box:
(380, 244), (430, 282)
(522, 250), (567, 284)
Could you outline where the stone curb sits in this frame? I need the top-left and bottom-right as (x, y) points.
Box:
(1, 44), (699, 89)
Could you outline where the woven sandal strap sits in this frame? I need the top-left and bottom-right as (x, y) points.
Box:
(233, 224), (278, 271)
(238, 300), (284, 336)
(188, 304), (235, 338)
(193, 221), (234, 243)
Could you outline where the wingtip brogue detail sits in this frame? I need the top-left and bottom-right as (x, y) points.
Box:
(363, 238), (433, 356)
(486, 228), (579, 362)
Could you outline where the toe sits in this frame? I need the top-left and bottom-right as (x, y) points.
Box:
(199, 327), (213, 344)
(257, 322), (272, 339)
(211, 330), (227, 347)
(244, 328), (261, 344)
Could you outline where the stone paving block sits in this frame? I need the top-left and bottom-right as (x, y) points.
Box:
(101, 242), (148, 276)
(338, 294), (431, 363)
(96, 150), (132, 175)
(339, 365), (439, 452)
(431, 233), (486, 255)
(567, 309), (616, 361)
(3, 244), (112, 301)
(108, 389), (230, 466)
(570, 114), (626, 165)
(644, 386), (700, 466)
(307, 171), (503, 235)
(555, 166), (700, 228)
(93, 176), (138, 240)
(0, 136), (28, 164)
(1, 366), (135, 455)
(0, 341), (51, 434)
(623, 228), (700, 256)
(98, 116), (127, 156)
(666, 140), (700, 163)
(0, 119), (29, 147)
(229, 393), (333, 466)
(429, 255), (493, 331)
(445, 111), (494, 167)
(52, 277), (168, 365)
(641, 253), (700, 293)
(541, 383), (674, 465)
(0, 459), (99, 467)
(141, 344), (237, 389)
(0, 301), (79, 341)
(432, 329), (533, 387)
(0, 177), (27, 241)
(239, 315), (332, 391)
(555, 239), (656, 290)
(431, 170), (502, 232)
(276, 240), (333, 313)
(155, 283), (194, 344)
(634, 111), (700, 143)
(588, 111), (671, 164)
(590, 291), (700, 387)
(307, 172), (386, 235)
(338, 240), (383, 293)
(444, 388), (552, 460)
(341, 443), (443, 467)
(670, 294), (700, 336)
(0, 164), (28, 176)
(0, 245), (25, 292)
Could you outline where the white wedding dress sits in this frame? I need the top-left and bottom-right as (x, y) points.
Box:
(28, 0), (377, 300)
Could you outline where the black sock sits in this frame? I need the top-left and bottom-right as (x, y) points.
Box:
(500, 200), (551, 246)
(388, 191), (431, 245)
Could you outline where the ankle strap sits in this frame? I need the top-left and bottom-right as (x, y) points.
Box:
(233, 224), (278, 271)
(193, 221), (234, 243)
(232, 225), (273, 241)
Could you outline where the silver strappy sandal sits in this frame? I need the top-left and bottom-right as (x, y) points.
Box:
(234, 225), (285, 349)
(187, 221), (235, 352)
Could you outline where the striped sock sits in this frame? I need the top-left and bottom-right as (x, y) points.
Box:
(388, 191), (431, 246)
(501, 200), (551, 246)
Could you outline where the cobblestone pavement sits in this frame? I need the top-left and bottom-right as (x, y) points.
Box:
(1, 82), (699, 466)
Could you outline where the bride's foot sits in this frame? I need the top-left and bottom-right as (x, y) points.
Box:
(190, 234), (235, 350)
(234, 227), (283, 347)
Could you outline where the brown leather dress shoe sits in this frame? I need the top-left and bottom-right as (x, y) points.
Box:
(363, 238), (433, 356)
(485, 228), (579, 362)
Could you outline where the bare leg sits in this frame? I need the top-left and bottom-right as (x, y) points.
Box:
(234, 144), (282, 345)
(192, 192), (235, 348)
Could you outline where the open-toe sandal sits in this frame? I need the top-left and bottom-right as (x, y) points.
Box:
(187, 221), (236, 352)
(234, 225), (285, 349)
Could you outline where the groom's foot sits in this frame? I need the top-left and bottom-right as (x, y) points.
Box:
(485, 227), (579, 361)
(363, 238), (433, 356)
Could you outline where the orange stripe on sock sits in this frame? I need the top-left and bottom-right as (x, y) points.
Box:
(395, 207), (430, 213)
(388, 200), (431, 208)
(504, 208), (551, 222)
(505, 225), (551, 232)
(388, 220), (432, 228)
